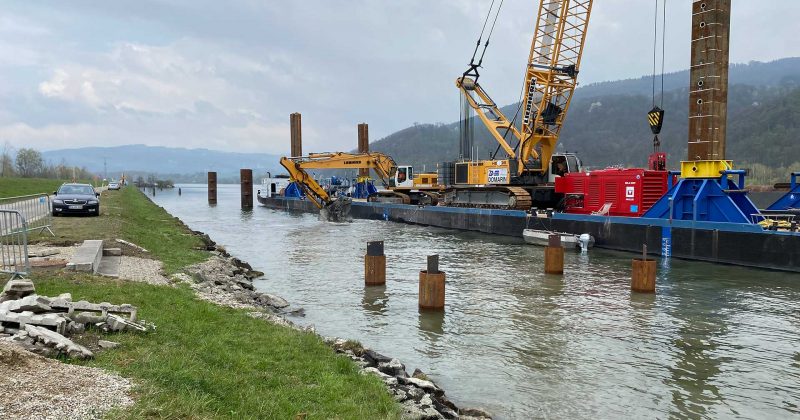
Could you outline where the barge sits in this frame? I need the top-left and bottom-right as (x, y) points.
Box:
(257, 193), (800, 272)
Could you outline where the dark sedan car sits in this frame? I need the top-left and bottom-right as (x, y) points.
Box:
(52, 183), (101, 216)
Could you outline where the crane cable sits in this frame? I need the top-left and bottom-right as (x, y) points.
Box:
(651, 0), (667, 108)
(461, 0), (506, 81)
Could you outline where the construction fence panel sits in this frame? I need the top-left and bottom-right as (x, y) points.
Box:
(0, 193), (54, 236)
(0, 210), (30, 279)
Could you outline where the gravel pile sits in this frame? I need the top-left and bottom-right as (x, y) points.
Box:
(0, 342), (133, 420)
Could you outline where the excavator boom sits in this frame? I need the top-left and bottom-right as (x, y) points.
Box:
(279, 152), (399, 210)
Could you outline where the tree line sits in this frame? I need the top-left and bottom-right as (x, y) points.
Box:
(0, 143), (95, 180)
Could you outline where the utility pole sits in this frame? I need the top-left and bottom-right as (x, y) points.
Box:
(104, 157), (108, 181)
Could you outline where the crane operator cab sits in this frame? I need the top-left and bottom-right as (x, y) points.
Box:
(548, 153), (582, 183)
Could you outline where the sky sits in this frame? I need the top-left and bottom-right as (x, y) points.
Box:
(1, 0), (799, 155)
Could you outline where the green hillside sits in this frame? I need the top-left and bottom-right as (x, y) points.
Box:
(366, 58), (800, 184)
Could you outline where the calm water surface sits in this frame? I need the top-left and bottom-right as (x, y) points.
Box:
(151, 185), (800, 419)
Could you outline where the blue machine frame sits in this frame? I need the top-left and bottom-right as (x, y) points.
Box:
(766, 172), (800, 211)
(643, 170), (762, 224)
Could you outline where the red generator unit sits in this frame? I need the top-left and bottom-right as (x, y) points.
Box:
(554, 168), (670, 217)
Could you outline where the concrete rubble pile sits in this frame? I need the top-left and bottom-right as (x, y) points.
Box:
(0, 279), (152, 360)
(325, 338), (492, 420)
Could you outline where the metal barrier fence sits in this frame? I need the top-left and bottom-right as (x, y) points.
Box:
(0, 210), (30, 279)
(0, 193), (54, 236)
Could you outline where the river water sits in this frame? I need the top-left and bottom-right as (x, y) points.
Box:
(151, 184), (800, 419)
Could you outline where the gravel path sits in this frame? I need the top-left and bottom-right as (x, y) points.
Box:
(0, 342), (133, 420)
(118, 256), (169, 285)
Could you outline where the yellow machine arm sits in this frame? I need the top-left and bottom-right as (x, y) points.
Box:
(279, 152), (399, 209)
(456, 0), (593, 175)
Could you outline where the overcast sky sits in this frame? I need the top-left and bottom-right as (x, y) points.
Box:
(1, 1), (798, 155)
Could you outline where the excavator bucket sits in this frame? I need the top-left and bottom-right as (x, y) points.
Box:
(320, 197), (353, 222)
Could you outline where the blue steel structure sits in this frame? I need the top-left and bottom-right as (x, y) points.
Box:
(284, 182), (304, 198)
(643, 170), (762, 224)
(353, 180), (377, 199)
(767, 172), (800, 211)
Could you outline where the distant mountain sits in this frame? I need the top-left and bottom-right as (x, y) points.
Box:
(42, 145), (281, 182)
(366, 58), (800, 179)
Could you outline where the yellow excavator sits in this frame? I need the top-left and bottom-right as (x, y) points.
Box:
(450, 0), (593, 209)
(279, 152), (440, 219)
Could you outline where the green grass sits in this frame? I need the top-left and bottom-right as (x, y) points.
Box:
(39, 187), (207, 273)
(0, 177), (74, 197)
(32, 275), (398, 419)
(27, 186), (399, 419)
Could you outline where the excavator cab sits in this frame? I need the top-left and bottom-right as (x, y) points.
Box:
(393, 166), (414, 188)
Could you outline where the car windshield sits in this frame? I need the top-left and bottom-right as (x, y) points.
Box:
(58, 185), (95, 195)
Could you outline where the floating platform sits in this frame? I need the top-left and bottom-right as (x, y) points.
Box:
(258, 195), (800, 272)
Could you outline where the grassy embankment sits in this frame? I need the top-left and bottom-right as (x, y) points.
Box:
(0, 177), (71, 197)
(26, 186), (398, 419)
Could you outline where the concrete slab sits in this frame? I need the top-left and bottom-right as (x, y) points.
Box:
(66, 240), (103, 273)
(97, 256), (121, 278)
(103, 248), (122, 256)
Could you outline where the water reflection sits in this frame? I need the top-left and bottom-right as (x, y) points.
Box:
(666, 298), (728, 418)
(362, 285), (388, 316)
(418, 309), (445, 339)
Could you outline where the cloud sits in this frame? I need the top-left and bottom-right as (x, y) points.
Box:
(1, 1), (799, 158)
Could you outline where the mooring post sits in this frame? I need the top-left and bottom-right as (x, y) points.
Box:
(419, 254), (445, 310)
(208, 172), (217, 205)
(632, 244), (656, 293)
(544, 234), (564, 275)
(364, 241), (386, 286)
(240, 169), (253, 209)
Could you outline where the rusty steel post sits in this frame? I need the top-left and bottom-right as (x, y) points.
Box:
(240, 169), (253, 209)
(207, 172), (217, 205)
(544, 234), (564, 275)
(419, 254), (445, 310)
(687, 0), (730, 161)
(290, 113), (302, 157)
(364, 241), (386, 286)
(358, 123), (369, 177)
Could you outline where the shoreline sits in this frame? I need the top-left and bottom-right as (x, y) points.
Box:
(147, 196), (492, 419)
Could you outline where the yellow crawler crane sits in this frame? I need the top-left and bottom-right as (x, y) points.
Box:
(451, 0), (593, 209)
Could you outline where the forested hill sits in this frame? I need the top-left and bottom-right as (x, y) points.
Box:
(367, 58), (800, 182)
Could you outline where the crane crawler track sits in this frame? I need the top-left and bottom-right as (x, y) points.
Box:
(443, 186), (532, 210)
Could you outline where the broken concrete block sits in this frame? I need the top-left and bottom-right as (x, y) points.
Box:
(70, 312), (107, 325)
(0, 279), (36, 302)
(105, 314), (147, 332)
(28, 249), (59, 258)
(98, 340), (120, 349)
(0, 311), (67, 335)
(24, 324), (93, 359)
(6, 295), (52, 314)
(102, 248), (122, 256)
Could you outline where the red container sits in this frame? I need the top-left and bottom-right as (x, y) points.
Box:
(554, 168), (669, 217)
